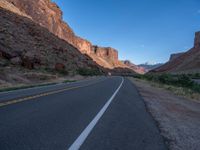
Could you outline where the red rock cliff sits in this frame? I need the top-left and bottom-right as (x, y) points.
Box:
(194, 31), (200, 49)
(93, 46), (118, 61)
(169, 52), (184, 62)
(122, 60), (145, 74)
(5, 0), (123, 69)
(152, 31), (200, 73)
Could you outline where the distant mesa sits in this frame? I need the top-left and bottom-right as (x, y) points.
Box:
(2, 0), (130, 71)
(138, 62), (163, 72)
(151, 31), (200, 74)
(0, 0), (140, 76)
(122, 60), (146, 74)
(169, 52), (185, 62)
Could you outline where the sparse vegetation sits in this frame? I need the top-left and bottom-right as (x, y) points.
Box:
(0, 83), (57, 93)
(63, 80), (76, 83)
(188, 73), (200, 79)
(133, 74), (200, 97)
(77, 68), (102, 76)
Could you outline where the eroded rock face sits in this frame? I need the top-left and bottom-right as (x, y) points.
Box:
(75, 37), (93, 54)
(151, 31), (200, 73)
(194, 31), (200, 49)
(5, 0), (92, 54)
(0, 0), (31, 18)
(93, 46), (118, 62)
(0, 7), (102, 73)
(122, 60), (146, 74)
(4, 0), (125, 69)
(169, 52), (184, 61)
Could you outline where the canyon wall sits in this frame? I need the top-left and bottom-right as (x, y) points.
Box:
(122, 60), (146, 74)
(0, 6), (103, 74)
(93, 46), (118, 62)
(152, 31), (200, 73)
(169, 52), (184, 62)
(5, 0), (122, 69)
(194, 31), (200, 49)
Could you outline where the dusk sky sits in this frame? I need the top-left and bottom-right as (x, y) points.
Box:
(54, 0), (200, 64)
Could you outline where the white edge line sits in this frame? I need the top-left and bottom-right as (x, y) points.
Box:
(68, 77), (124, 150)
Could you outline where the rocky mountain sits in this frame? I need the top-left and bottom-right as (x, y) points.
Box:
(138, 62), (163, 72)
(0, 3), (103, 75)
(5, 0), (126, 69)
(151, 31), (200, 74)
(169, 52), (184, 62)
(122, 60), (146, 74)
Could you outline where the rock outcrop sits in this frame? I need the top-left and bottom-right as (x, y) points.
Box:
(5, 0), (126, 69)
(93, 46), (118, 65)
(169, 52), (184, 62)
(0, 0), (31, 18)
(0, 7), (102, 74)
(194, 31), (200, 49)
(151, 31), (200, 74)
(138, 62), (163, 72)
(122, 60), (146, 74)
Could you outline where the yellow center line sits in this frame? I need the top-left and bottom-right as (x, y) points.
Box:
(0, 79), (106, 108)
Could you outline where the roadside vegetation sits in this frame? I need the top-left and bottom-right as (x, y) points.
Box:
(187, 73), (200, 79)
(76, 68), (103, 76)
(132, 73), (200, 100)
(0, 80), (78, 93)
(0, 82), (57, 93)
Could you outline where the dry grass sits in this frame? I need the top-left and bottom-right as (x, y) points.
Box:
(129, 77), (200, 150)
(132, 78), (200, 101)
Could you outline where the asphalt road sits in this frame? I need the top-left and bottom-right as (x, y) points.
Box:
(0, 76), (167, 150)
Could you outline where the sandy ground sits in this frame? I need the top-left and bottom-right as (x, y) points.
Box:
(129, 78), (200, 150)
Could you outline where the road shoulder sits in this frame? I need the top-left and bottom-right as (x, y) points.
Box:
(129, 77), (200, 150)
(81, 78), (167, 150)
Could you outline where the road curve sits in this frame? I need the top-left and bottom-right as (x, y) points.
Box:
(0, 76), (167, 150)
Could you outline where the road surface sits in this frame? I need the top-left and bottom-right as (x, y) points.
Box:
(0, 76), (167, 150)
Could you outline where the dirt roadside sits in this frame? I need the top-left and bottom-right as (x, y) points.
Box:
(0, 66), (97, 92)
(129, 78), (200, 150)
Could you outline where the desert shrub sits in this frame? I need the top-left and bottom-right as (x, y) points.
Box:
(132, 74), (143, 79)
(136, 73), (200, 93)
(157, 74), (174, 84)
(143, 74), (154, 81)
(77, 68), (102, 76)
(191, 83), (200, 93)
(57, 69), (69, 75)
(176, 74), (194, 87)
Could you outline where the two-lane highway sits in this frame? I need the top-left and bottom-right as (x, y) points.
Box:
(0, 76), (167, 150)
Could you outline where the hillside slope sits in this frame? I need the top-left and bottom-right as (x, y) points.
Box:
(122, 60), (146, 74)
(0, 7), (102, 74)
(152, 32), (200, 74)
(5, 0), (128, 69)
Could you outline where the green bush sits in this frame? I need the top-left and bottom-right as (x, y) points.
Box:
(135, 73), (200, 93)
(177, 74), (194, 87)
(57, 69), (69, 75)
(77, 68), (102, 76)
(157, 74), (174, 84)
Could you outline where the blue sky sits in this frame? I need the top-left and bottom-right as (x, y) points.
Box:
(54, 0), (200, 64)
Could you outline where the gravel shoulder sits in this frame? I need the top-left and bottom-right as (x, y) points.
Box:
(129, 78), (200, 150)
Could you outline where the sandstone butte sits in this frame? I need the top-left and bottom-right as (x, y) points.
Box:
(151, 31), (200, 74)
(1, 0), (144, 74)
(0, 5), (103, 74)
